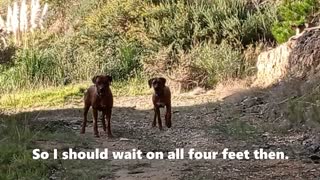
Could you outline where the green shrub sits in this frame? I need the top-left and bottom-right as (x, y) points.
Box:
(287, 86), (320, 128)
(272, 0), (318, 44)
(141, 0), (277, 50)
(0, 0), (279, 92)
(140, 0), (277, 88)
(0, 47), (63, 92)
(192, 41), (243, 86)
(106, 40), (143, 79)
(0, 119), (51, 179)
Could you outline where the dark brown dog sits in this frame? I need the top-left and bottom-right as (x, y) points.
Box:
(81, 75), (113, 137)
(148, 77), (172, 130)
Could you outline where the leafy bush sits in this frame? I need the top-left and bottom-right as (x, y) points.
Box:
(0, 0), (279, 92)
(140, 0), (277, 50)
(192, 41), (243, 86)
(140, 0), (277, 88)
(0, 119), (52, 179)
(272, 0), (318, 43)
(107, 40), (143, 79)
(287, 85), (320, 128)
(0, 46), (63, 92)
(142, 41), (243, 88)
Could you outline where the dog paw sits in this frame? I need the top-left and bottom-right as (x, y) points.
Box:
(94, 134), (100, 138)
(165, 121), (171, 128)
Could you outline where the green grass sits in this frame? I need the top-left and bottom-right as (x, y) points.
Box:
(0, 78), (150, 111)
(58, 160), (112, 180)
(0, 0), (279, 92)
(0, 114), (111, 179)
(287, 85), (320, 127)
(0, 119), (52, 179)
(209, 118), (259, 140)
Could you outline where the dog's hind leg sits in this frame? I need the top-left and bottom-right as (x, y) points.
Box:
(81, 105), (90, 134)
(92, 109), (99, 137)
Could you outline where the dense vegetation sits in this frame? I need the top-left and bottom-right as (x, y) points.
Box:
(0, 0), (318, 93)
(271, 0), (318, 43)
(0, 1), (320, 178)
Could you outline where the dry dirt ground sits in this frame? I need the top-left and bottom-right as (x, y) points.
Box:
(11, 89), (320, 180)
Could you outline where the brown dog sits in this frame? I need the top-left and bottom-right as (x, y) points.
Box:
(148, 77), (172, 130)
(81, 75), (113, 137)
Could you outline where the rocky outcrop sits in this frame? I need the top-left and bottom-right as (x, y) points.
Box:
(288, 28), (320, 79)
(253, 27), (320, 87)
(254, 42), (293, 87)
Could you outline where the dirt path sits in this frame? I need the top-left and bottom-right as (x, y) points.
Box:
(27, 92), (320, 179)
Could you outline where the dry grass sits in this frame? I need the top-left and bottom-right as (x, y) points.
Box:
(1, 0), (49, 46)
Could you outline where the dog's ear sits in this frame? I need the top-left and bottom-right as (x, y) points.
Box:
(148, 78), (154, 88)
(92, 75), (99, 84)
(159, 77), (166, 86)
(106, 75), (112, 83)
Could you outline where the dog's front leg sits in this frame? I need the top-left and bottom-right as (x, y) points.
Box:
(106, 107), (113, 138)
(92, 109), (99, 137)
(165, 104), (172, 128)
(155, 107), (163, 130)
(101, 110), (107, 133)
(152, 107), (157, 127)
(81, 105), (90, 134)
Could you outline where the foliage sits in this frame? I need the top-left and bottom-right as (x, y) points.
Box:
(0, 0), (279, 92)
(192, 41), (243, 86)
(0, 119), (52, 179)
(0, 115), (112, 179)
(287, 85), (320, 127)
(0, 45), (63, 91)
(141, 0), (277, 50)
(0, 78), (149, 110)
(271, 0), (318, 43)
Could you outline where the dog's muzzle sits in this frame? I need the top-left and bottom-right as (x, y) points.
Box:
(96, 86), (105, 97)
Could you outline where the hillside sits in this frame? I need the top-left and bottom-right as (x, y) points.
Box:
(1, 0), (320, 179)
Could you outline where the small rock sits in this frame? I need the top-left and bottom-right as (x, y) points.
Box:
(120, 138), (130, 141)
(128, 170), (144, 174)
(241, 96), (264, 108)
(310, 155), (320, 161)
(181, 167), (193, 172)
(189, 87), (206, 95)
(262, 132), (270, 138)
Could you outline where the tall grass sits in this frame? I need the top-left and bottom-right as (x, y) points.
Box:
(141, 0), (277, 50)
(287, 85), (320, 128)
(192, 41), (243, 86)
(0, 118), (53, 179)
(0, 46), (63, 92)
(0, 0), (280, 92)
(0, 0), (49, 46)
(0, 114), (111, 179)
(140, 0), (277, 87)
